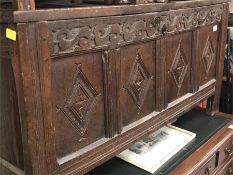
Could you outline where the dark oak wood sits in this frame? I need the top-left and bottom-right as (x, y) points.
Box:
(13, 0), (230, 22)
(0, 0), (230, 175)
(231, 69), (233, 114)
(0, 47), (24, 170)
(164, 32), (192, 103)
(15, 23), (49, 175)
(207, 4), (229, 115)
(0, 22), (24, 171)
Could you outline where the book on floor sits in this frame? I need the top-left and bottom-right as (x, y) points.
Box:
(117, 125), (196, 174)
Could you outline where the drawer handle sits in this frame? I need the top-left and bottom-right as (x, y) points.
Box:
(205, 167), (212, 175)
(225, 148), (233, 157)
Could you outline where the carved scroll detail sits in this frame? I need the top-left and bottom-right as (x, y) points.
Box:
(170, 42), (188, 90)
(202, 36), (215, 74)
(50, 5), (223, 56)
(58, 64), (98, 137)
(124, 50), (152, 109)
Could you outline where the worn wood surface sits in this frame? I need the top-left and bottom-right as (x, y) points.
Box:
(0, 164), (15, 175)
(15, 23), (48, 175)
(13, 0), (230, 22)
(207, 4), (229, 115)
(47, 4), (224, 57)
(231, 69), (233, 114)
(0, 22), (24, 172)
(0, 0), (230, 174)
(0, 54), (24, 170)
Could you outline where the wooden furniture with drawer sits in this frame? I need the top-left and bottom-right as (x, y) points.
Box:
(0, 0), (230, 175)
(171, 112), (233, 175)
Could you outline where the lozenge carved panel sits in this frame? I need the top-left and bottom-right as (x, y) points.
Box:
(197, 25), (219, 86)
(170, 43), (188, 90)
(58, 64), (98, 137)
(202, 37), (215, 74)
(119, 42), (155, 126)
(52, 52), (105, 158)
(165, 32), (192, 103)
(124, 50), (152, 109)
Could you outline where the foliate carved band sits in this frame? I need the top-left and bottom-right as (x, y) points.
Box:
(50, 4), (223, 56)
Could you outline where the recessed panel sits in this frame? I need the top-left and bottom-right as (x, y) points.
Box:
(197, 25), (219, 86)
(165, 32), (192, 103)
(51, 53), (105, 158)
(119, 42), (156, 126)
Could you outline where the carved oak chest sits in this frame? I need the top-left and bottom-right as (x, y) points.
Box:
(0, 0), (230, 174)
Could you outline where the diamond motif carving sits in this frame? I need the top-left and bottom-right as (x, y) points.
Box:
(202, 37), (214, 74)
(170, 43), (188, 89)
(125, 50), (152, 109)
(59, 65), (98, 136)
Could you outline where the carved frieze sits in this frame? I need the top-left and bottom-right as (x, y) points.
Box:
(50, 5), (223, 56)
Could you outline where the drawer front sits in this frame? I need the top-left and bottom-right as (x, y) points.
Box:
(196, 154), (217, 175)
(218, 136), (233, 166)
(216, 158), (233, 175)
